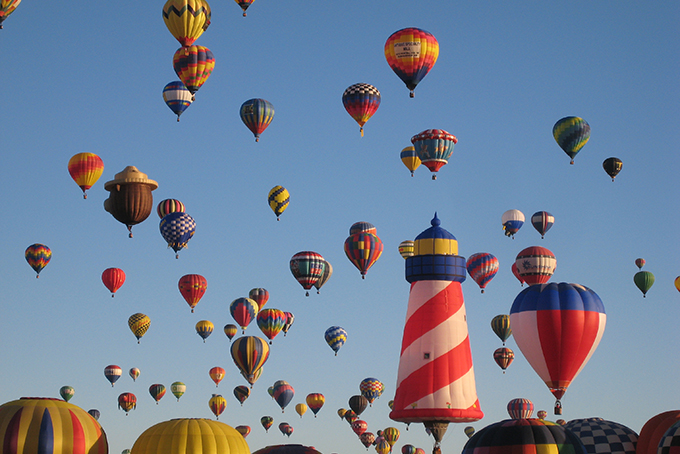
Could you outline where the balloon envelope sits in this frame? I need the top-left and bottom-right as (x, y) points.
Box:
(160, 212), (196, 256)
(400, 146), (421, 176)
(173, 45), (215, 95)
(514, 246), (556, 286)
(178, 274), (207, 312)
(342, 83), (381, 136)
(268, 186), (289, 220)
(411, 129), (457, 179)
(68, 152), (104, 198)
(157, 198), (186, 219)
(290, 251), (326, 295)
(162, 0), (211, 47)
(530, 211), (554, 239)
(240, 98), (274, 141)
(324, 326), (347, 355)
(490, 314), (512, 344)
(25, 243), (51, 277)
(344, 232), (383, 278)
(564, 418), (637, 454)
(502, 209), (525, 238)
(633, 270), (655, 297)
(102, 267), (126, 296)
(209, 394), (227, 419)
(230, 336), (269, 382)
(384, 27), (439, 97)
(507, 398), (534, 419)
(466, 252), (499, 292)
(163, 81), (193, 121)
(602, 157), (623, 181)
(553, 116), (591, 164)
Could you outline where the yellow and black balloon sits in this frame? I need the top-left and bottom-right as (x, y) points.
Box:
(268, 185), (289, 221)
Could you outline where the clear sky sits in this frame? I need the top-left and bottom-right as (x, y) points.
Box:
(1, 1), (679, 453)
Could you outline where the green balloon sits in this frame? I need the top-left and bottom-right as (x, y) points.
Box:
(634, 271), (655, 297)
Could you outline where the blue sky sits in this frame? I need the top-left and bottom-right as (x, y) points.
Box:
(1, 1), (679, 453)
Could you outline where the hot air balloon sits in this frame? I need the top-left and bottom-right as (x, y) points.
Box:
(359, 378), (383, 406)
(352, 420), (368, 436)
(536, 410), (547, 420)
(149, 384), (166, 404)
(634, 270), (655, 297)
(282, 312), (294, 336)
(163, 81), (193, 121)
(103, 166), (158, 238)
(411, 129), (457, 180)
(383, 427), (400, 447)
(290, 251), (326, 296)
(162, 0), (211, 47)
(59, 386), (74, 402)
(493, 347), (514, 373)
(530, 211), (554, 239)
(118, 393), (137, 415)
(344, 409), (358, 424)
(261, 416), (274, 432)
(295, 403), (307, 418)
(249, 287), (269, 310)
(235, 425), (251, 438)
(131, 418), (249, 454)
(402, 444), (416, 454)
(209, 394), (227, 419)
(565, 418), (637, 454)
(400, 146), (421, 177)
(375, 438), (391, 454)
(510, 282), (606, 414)
(196, 320), (214, 342)
(171, 382), (186, 401)
(675, 276), (680, 292)
(350, 221), (377, 235)
(636, 410), (680, 454)
(105, 365), (122, 386)
(0, 0), (21, 29)
(306, 393), (325, 417)
(635, 258), (646, 269)
(384, 27), (439, 97)
(207, 367), (224, 387)
(398, 240), (414, 259)
(344, 232), (384, 279)
(268, 186), (290, 220)
(272, 380), (295, 412)
(361, 432), (376, 448)
(462, 419), (587, 454)
(507, 398), (534, 419)
(240, 98), (274, 142)
(68, 152), (104, 199)
(348, 395), (368, 416)
(178, 274), (207, 313)
(313, 260), (332, 294)
(466, 252), (499, 293)
(515, 246), (557, 286)
(235, 0), (254, 16)
(157, 198), (186, 219)
(129, 367), (140, 381)
(342, 83), (381, 136)
(553, 116), (591, 165)
(233, 385), (250, 406)
(25, 243), (51, 278)
(257, 308), (286, 344)
(602, 157), (623, 181)
(231, 336), (270, 384)
(278, 423), (293, 437)
(324, 326), (347, 355)
(128, 313), (150, 343)
(464, 427), (476, 439)
(337, 409), (347, 420)
(173, 45), (215, 97)
(88, 409), (100, 421)
(491, 315), (512, 345)
(224, 324), (238, 340)
(502, 209), (525, 238)
(102, 268), (125, 297)
(230, 297), (259, 332)
(160, 211), (196, 258)
(0, 398), (108, 452)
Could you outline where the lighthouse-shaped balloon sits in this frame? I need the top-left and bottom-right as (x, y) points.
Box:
(390, 214), (483, 451)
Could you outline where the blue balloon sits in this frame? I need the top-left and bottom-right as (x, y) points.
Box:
(160, 212), (196, 258)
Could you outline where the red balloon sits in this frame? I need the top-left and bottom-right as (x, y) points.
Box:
(102, 268), (126, 297)
(178, 274), (207, 313)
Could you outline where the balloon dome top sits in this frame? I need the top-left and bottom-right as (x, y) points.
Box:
(413, 213), (458, 255)
(105, 166), (158, 190)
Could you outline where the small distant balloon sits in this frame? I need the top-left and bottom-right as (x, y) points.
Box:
(507, 398), (534, 419)
(196, 320), (214, 342)
(59, 386), (74, 402)
(411, 129), (457, 180)
(306, 393), (325, 417)
(464, 427), (475, 439)
(233, 385), (250, 406)
(88, 409), (100, 421)
(268, 186), (289, 220)
(313, 260), (333, 294)
(25, 244), (51, 278)
(502, 209), (524, 238)
(173, 45), (215, 96)
(384, 27), (439, 98)
(118, 393), (137, 415)
(235, 0), (254, 17)
(224, 324), (238, 340)
(342, 83), (381, 137)
(531, 211), (554, 239)
(157, 198), (186, 219)
(290, 251), (326, 296)
(240, 98), (274, 142)
(537, 410), (548, 420)
(398, 240), (414, 259)
(149, 384), (166, 404)
(553, 116), (590, 165)
(209, 394), (227, 419)
(400, 146), (421, 177)
(159, 212), (196, 258)
(68, 152), (104, 199)
(129, 367), (140, 382)
(635, 258), (646, 270)
(249, 287), (269, 310)
(603, 157), (623, 181)
(634, 270), (655, 297)
(104, 365), (122, 387)
(163, 81), (192, 121)
(171, 382), (186, 401)
(128, 313), (150, 343)
(209, 366), (225, 387)
(260, 416), (274, 432)
(102, 268), (126, 297)
(282, 312), (294, 336)
(493, 347), (514, 373)
(490, 314), (512, 345)
(324, 326), (347, 356)
(466, 252), (499, 293)
(178, 274), (207, 313)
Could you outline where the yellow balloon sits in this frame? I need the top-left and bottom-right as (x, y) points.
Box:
(162, 0), (211, 47)
(295, 403), (308, 418)
(128, 313), (150, 343)
(132, 418), (249, 454)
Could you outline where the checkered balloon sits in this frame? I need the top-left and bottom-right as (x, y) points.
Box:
(160, 212), (196, 257)
(564, 417), (638, 454)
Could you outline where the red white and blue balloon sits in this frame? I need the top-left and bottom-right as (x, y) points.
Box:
(466, 252), (499, 293)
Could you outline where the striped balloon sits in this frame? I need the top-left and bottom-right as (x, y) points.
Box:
(256, 308), (286, 344)
(25, 243), (51, 278)
(493, 347), (514, 373)
(466, 252), (499, 293)
(173, 45), (215, 95)
(306, 393), (325, 417)
(157, 198), (186, 219)
(230, 297), (259, 332)
(290, 251), (326, 296)
(209, 394), (227, 419)
(0, 397), (107, 452)
(131, 418), (248, 453)
(359, 377), (383, 405)
(342, 83), (381, 136)
(0, 0), (21, 29)
(268, 186), (289, 220)
(162, 0), (211, 47)
(104, 365), (122, 386)
(324, 326), (347, 356)
(515, 246), (556, 286)
(249, 287), (269, 310)
(235, 0), (254, 17)
(400, 146), (421, 176)
(344, 232), (383, 279)
(195, 320), (214, 342)
(507, 398), (534, 419)
(490, 314), (512, 345)
(149, 384), (166, 404)
(272, 381), (295, 412)
(384, 28), (439, 97)
(68, 152), (104, 199)
(530, 211), (555, 239)
(233, 386), (249, 405)
(240, 98), (274, 142)
(411, 129), (457, 180)
(163, 81), (193, 121)
(230, 336), (269, 382)
(553, 116), (590, 164)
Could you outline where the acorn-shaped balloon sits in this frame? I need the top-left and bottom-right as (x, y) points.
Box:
(104, 166), (158, 238)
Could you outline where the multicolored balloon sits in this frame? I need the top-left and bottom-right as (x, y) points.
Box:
(493, 347), (514, 373)
(257, 308), (286, 344)
(209, 394), (227, 420)
(233, 385), (250, 406)
(502, 209), (525, 238)
(249, 287), (269, 310)
(268, 185), (289, 220)
(634, 270), (655, 297)
(290, 251), (326, 296)
(129, 367), (140, 381)
(157, 198), (186, 219)
(536, 410), (548, 420)
(240, 98), (274, 142)
(278, 422), (293, 437)
(25, 243), (51, 278)
(224, 324), (238, 340)
(128, 313), (150, 343)
(306, 393), (325, 417)
(510, 282), (606, 413)
(383, 427), (400, 447)
(149, 384), (166, 404)
(235, 425), (250, 438)
(359, 377), (383, 405)
(384, 27), (439, 97)
(118, 392), (137, 414)
(104, 365), (122, 386)
(173, 45), (215, 96)
(352, 419), (367, 436)
(260, 416), (274, 432)
(195, 320), (214, 342)
(163, 81), (193, 121)
(490, 314), (512, 345)
(230, 297), (259, 332)
(507, 398), (534, 420)
(464, 427), (476, 439)
(171, 381), (186, 401)
(87, 409), (100, 421)
(59, 386), (74, 402)
(235, 0), (254, 16)
(514, 246), (556, 286)
(342, 83), (381, 136)
(272, 380), (295, 412)
(603, 157), (623, 181)
(530, 211), (554, 239)
(178, 274), (207, 313)
(324, 326), (347, 356)
(511, 263), (525, 286)
(400, 146), (421, 177)
(231, 336), (269, 384)
(361, 432), (376, 448)
(209, 366), (225, 387)
(350, 221), (377, 235)
(313, 260), (332, 294)
(102, 267), (126, 297)
(162, 0), (211, 47)
(553, 116), (591, 164)
(635, 258), (646, 269)
(67, 152), (104, 199)
(398, 240), (414, 259)
(411, 129), (457, 180)
(466, 252), (499, 293)
(0, 0), (21, 29)
(160, 212), (196, 258)
(344, 232), (383, 279)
